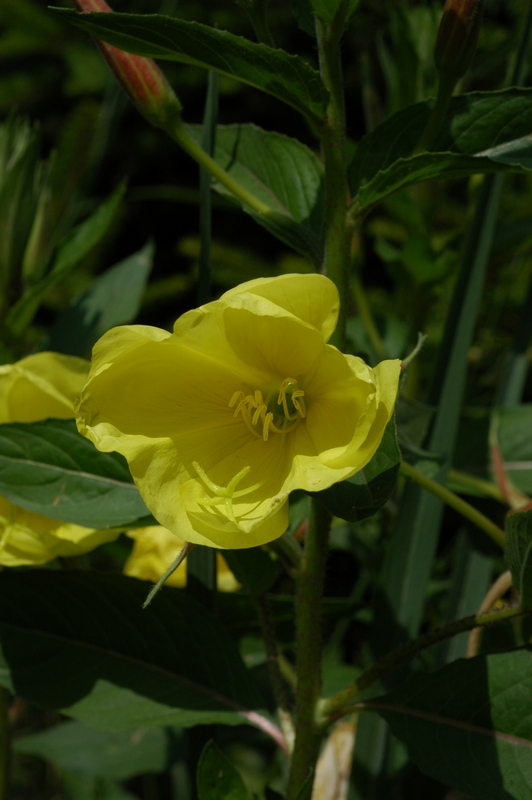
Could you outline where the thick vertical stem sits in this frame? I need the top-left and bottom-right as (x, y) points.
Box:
(286, 499), (332, 799)
(315, 18), (351, 351)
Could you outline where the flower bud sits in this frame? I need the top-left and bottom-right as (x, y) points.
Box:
(73, 0), (182, 132)
(434, 0), (484, 83)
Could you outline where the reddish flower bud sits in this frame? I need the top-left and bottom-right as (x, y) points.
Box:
(73, 0), (182, 132)
(434, 0), (484, 83)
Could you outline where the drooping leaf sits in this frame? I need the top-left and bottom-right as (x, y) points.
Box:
(313, 417), (401, 522)
(5, 184), (124, 337)
(349, 88), (532, 194)
(14, 721), (168, 779)
(0, 419), (151, 529)
(0, 571), (271, 735)
(368, 648), (532, 800)
(46, 241), (154, 356)
(197, 741), (252, 800)
(353, 151), (532, 219)
(506, 508), (532, 610)
(188, 123), (324, 262)
(52, 10), (329, 126)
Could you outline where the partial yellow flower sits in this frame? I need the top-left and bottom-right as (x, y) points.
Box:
(0, 496), (121, 567)
(0, 351), (90, 423)
(76, 274), (401, 549)
(124, 525), (240, 591)
(0, 351), (120, 566)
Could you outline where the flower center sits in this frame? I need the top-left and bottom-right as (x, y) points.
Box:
(192, 462), (264, 523)
(229, 378), (306, 442)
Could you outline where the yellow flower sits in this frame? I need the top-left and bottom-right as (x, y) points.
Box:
(0, 352), (90, 422)
(124, 525), (240, 591)
(76, 274), (401, 549)
(0, 352), (120, 566)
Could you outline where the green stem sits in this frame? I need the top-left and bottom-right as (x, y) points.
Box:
(315, 17), (351, 350)
(447, 468), (506, 504)
(319, 603), (526, 724)
(400, 461), (505, 548)
(244, 1), (276, 47)
(0, 688), (9, 800)
(286, 499), (332, 800)
(169, 118), (274, 218)
(413, 72), (455, 154)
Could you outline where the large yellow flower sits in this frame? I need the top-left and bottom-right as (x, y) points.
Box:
(76, 274), (401, 549)
(0, 352), (120, 566)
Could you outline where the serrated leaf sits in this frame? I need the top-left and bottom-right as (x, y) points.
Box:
(313, 417), (401, 522)
(53, 10), (328, 125)
(506, 509), (532, 610)
(46, 241), (154, 356)
(197, 741), (252, 800)
(188, 123), (324, 262)
(0, 571), (271, 734)
(14, 721), (167, 779)
(6, 184), (124, 337)
(369, 648), (532, 800)
(349, 88), (532, 195)
(353, 151), (531, 218)
(0, 418), (151, 529)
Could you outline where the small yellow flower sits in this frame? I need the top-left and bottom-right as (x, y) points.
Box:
(76, 274), (401, 549)
(124, 526), (240, 591)
(0, 352), (120, 566)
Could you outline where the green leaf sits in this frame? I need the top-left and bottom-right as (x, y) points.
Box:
(14, 721), (167, 779)
(369, 648), (532, 800)
(506, 509), (532, 610)
(5, 183), (124, 337)
(493, 405), (532, 494)
(0, 571), (270, 733)
(0, 419), (151, 529)
(353, 151), (531, 218)
(188, 123), (324, 262)
(308, 0), (359, 25)
(197, 741), (252, 800)
(349, 88), (532, 196)
(46, 241), (154, 357)
(52, 10), (328, 126)
(313, 417), (401, 522)
(223, 547), (279, 596)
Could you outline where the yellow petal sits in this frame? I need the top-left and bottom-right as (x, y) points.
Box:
(220, 273), (340, 342)
(0, 352), (90, 423)
(0, 497), (119, 566)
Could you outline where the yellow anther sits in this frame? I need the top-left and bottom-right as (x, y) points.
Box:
(230, 379), (305, 441)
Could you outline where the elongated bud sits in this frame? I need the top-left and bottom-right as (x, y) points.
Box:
(73, 0), (182, 132)
(434, 0), (484, 83)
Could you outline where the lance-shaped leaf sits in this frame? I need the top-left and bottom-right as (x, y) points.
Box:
(5, 184), (124, 337)
(352, 151), (532, 219)
(0, 571), (278, 740)
(0, 419), (151, 529)
(52, 10), (328, 126)
(349, 88), (532, 197)
(188, 123), (324, 262)
(367, 647), (532, 800)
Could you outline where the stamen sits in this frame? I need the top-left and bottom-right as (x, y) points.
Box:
(230, 379), (306, 441)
